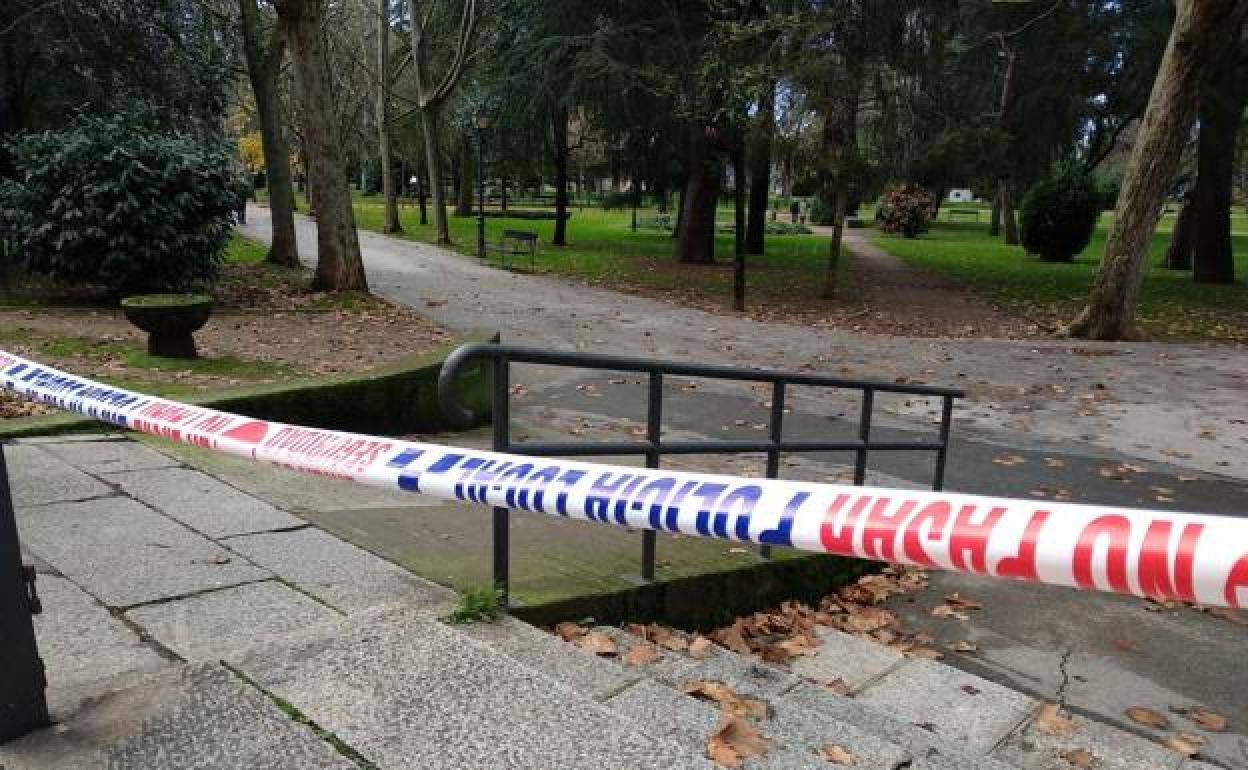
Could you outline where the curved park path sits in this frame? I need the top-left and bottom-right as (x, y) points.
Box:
(241, 205), (1248, 482)
(236, 206), (1248, 758)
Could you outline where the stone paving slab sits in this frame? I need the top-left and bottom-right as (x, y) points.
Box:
(40, 437), (180, 474)
(223, 527), (453, 613)
(15, 496), (271, 607)
(789, 627), (905, 692)
(4, 444), (112, 507)
(855, 659), (1037, 754)
(232, 607), (715, 770)
(0, 663), (358, 770)
(104, 466), (304, 538)
(777, 682), (1017, 769)
(32, 575), (171, 711)
(456, 614), (640, 700)
(992, 708), (1185, 770)
(126, 580), (345, 661)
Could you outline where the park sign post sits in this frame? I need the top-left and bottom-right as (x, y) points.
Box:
(0, 347), (1246, 611)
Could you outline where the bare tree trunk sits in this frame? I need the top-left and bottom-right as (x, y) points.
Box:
(995, 47), (1020, 245)
(1193, 15), (1248, 283)
(416, 161), (428, 224)
(745, 81), (775, 256)
(455, 132), (474, 216)
(552, 106), (570, 246)
(376, 0), (401, 233)
(238, 0), (299, 267)
(419, 106), (451, 244)
(1002, 181), (1019, 245)
(677, 128), (720, 265)
(821, 65), (862, 299)
(733, 145), (747, 311)
(1163, 191), (1196, 270)
(275, 0), (367, 292)
(989, 186), (1002, 236)
(1066, 0), (1234, 340)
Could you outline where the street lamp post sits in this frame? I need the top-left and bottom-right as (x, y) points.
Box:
(475, 113), (491, 259)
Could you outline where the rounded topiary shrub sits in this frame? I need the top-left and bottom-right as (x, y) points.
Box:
(1019, 166), (1101, 263)
(0, 115), (247, 295)
(875, 183), (936, 238)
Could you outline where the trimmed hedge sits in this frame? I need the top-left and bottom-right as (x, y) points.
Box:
(0, 330), (495, 440)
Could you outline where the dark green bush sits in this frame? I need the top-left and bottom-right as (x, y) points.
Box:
(0, 116), (246, 295)
(1019, 165), (1101, 263)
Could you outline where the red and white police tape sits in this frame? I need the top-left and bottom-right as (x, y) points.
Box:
(2, 348), (1245, 608)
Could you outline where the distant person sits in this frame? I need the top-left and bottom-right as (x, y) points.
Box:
(798, 201), (808, 225)
(789, 200), (800, 223)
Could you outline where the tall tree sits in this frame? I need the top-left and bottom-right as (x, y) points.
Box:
(1065, 0), (1238, 340)
(744, 81), (775, 256)
(238, 0), (300, 267)
(377, 0), (403, 233)
(274, 0), (368, 291)
(405, 0), (482, 245)
(1192, 11), (1248, 283)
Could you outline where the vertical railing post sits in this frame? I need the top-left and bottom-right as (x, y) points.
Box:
(932, 395), (955, 491)
(761, 380), (786, 560)
(641, 371), (662, 582)
(491, 357), (511, 606)
(0, 444), (49, 741)
(854, 388), (874, 486)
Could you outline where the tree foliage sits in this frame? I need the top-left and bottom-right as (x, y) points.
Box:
(0, 116), (246, 295)
(1019, 163), (1101, 263)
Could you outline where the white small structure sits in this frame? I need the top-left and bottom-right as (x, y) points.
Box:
(947, 188), (974, 203)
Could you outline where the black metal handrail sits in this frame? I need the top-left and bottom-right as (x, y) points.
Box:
(438, 342), (964, 604)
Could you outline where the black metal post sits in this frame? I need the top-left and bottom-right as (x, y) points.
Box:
(761, 381), (786, 560)
(0, 445), (49, 741)
(475, 123), (486, 259)
(932, 395), (955, 491)
(854, 389), (874, 485)
(641, 372), (662, 581)
(491, 358), (510, 605)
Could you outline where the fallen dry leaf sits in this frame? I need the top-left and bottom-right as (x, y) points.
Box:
(683, 681), (769, 721)
(713, 626), (753, 655)
(577, 631), (618, 656)
(1035, 703), (1078, 737)
(1186, 708), (1228, 732)
(824, 678), (851, 696)
(1211, 608), (1247, 626)
(623, 643), (661, 666)
(1112, 639), (1136, 653)
(992, 454), (1026, 466)
(930, 605), (969, 621)
(1176, 731), (1206, 747)
(707, 712), (769, 768)
(1061, 748), (1095, 768)
(906, 647), (945, 660)
(1125, 706), (1169, 730)
(554, 622), (587, 642)
(688, 635), (714, 659)
(943, 593), (982, 610)
(949, 640), (978, 653)
(1162, 734), (1201, 757)
(819, 743), (856, 765)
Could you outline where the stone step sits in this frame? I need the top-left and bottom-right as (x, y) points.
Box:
(459, 618), (1008, 769)
(225, 606), (716, 770)
(460, 616), (1217, 770)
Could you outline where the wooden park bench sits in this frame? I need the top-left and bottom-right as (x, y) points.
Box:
(485, 229), (538, 271)
(947, 208), (980, 222)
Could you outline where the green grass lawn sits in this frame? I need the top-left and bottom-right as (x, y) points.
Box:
(283, 191), (850, 314)
(874, 212), (1248, 342)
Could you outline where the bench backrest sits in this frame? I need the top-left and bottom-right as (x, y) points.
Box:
(501, 229), (538, 243)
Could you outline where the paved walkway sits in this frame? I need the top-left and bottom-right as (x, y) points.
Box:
(230, 207), (1248, 757)
(3, 436), (1239, 768)
(241, 204), (1248, 482)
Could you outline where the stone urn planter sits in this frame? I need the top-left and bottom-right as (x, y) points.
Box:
(120, 294), (214, 359)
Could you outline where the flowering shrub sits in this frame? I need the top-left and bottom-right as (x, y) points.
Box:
(875, 183), (936, 238)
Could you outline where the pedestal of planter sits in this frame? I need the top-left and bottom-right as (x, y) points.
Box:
(120, 294), (214, 359)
